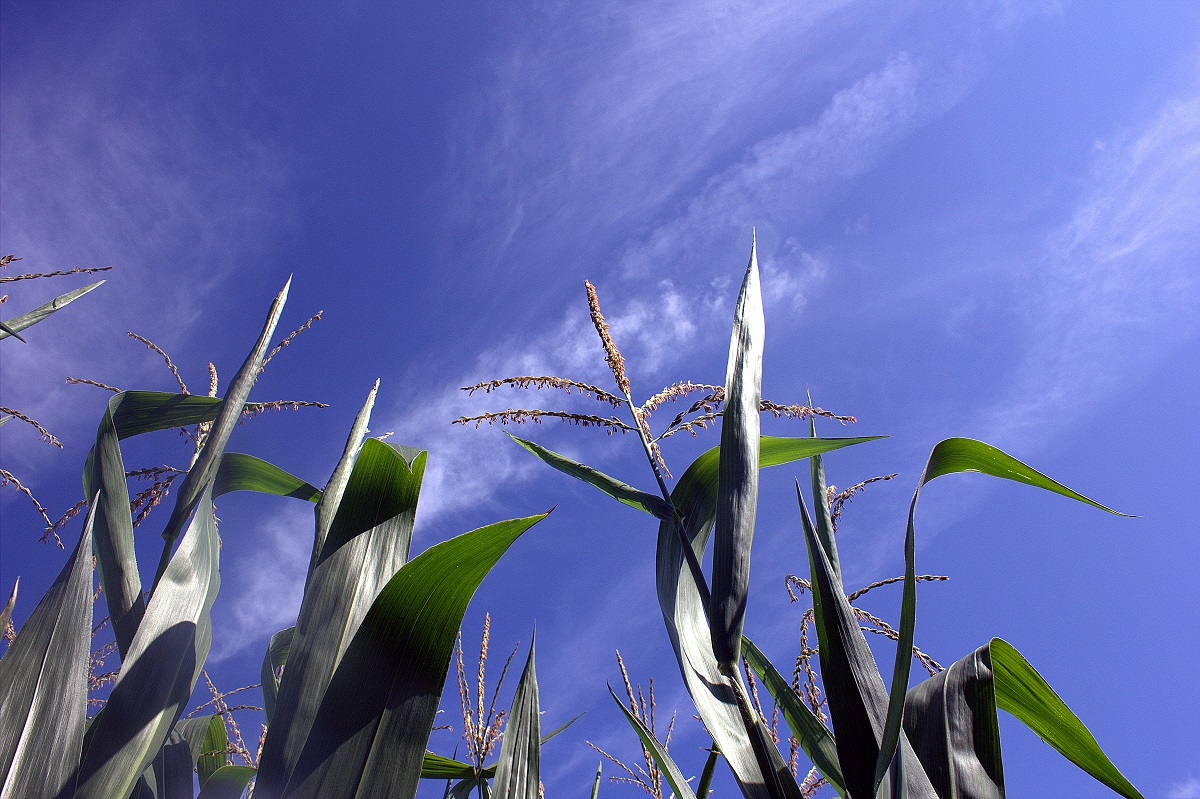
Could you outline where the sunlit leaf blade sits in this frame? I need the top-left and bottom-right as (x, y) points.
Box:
(420, 753), (479, 781)
(195, 765), (257, 799)
(608, 685), (698, 799)
(655, 435), (877, 799)
(154, 278), (291, 589)
(261, 626), (295, 725)
(255, 439), (425, 797)
(742, 637), (845, 794)
(0, 280), (104, 341)
(0, 503), (95, 799)
(806, 406), (840, 578)
(990, 639), (1143, 799)
(0, 580), (16, 638)
(508, 433), (672, 519)
(310, 381), (378, 582)
(175, 716), (218, 765)
(0, 319), (25, 342)
(72, 482), (221, 799)
(198, 714), (229, 786)
(711, 241), (765, 673)
(797, 488), (936, 799)
(591, 762), (603, 799)
(273, 512), (548, 799)
(479, 712), (586, 775)
(874, 438), (1129, 794)
(492, 636), (540, 799)
(902, 643), (1003, 799)
(213, 453), (320, 501)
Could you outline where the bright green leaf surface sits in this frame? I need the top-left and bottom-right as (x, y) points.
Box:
(492, 637), (540, 799)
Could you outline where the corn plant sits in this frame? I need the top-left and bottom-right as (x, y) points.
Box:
(0, 279), (551, 799)
(466, 239), (1146, 799)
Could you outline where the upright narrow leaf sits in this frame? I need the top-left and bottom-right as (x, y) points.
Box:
(711, 240), (765, 673)
(656, 436), (875, 799)
(72, 483), (221, 799)
(261, 626), (295, 725)
(153, 278), (291, 589)
(197, 715), (229, 786)
(608, 686), (698, 799)
(591, 763), (603, 799)
(0, 504), (95, 799)
(255, 439), (425, 797)
(492, 635), (541, 799)
(274, 512), (547, 799)
(0, 580), (15, 638)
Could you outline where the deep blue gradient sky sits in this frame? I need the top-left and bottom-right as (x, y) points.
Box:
(2, 3), (1198, 797)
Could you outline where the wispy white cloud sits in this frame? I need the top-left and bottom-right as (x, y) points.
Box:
(1170, 776), (1200, 799)
(978, 88), (1200, 449)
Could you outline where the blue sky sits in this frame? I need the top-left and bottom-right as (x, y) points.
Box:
(2, 2), (1198, 796)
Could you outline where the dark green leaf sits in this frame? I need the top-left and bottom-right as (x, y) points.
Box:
(655, 435), (877, 799)
(696, 743), (720, 799)
(711, 241), (765, 673)
(196, 765), (257, 799)
(255, 439), (426, 797)
(492, 635), (540, 799)
(73, 482), (221, 799)
(742, 637), (844, 794)
(214, 453), (320, 502)
(198, 714), (229, 786)
(990, 638), (1143, 799)
(609, 685), (697, 799)
(508, 433), (672, 519)
(0, 280), (104, 341)
(875, 438), (1129, 794)
(271, 512), (547, 799)
(261, 626), (295, 725)
(0, 503), (95, 798)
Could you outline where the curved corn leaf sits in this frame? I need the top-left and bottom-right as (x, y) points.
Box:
(72, 482), (221, 799)
(420, 753), (481, 781)
(0, 280), (104, 341)
(507, 433), (672, 519)
(214, 453), (320, 501)
(196, 765), (257, 799)
(131, 735), (194, 799)
(697, 743), (720, 799)
(492, 635), (540, 799)
(608, 685), (697, 799)
(742, 636), (844, 794)
(175, 716), (219, 765)
(711, 241), (764, 673)
(0, 503), (95, 799)
(797, 488), (936, 799)
(990, 638), (1143, 799)
(450, 778), (488, 799)
(153, 279), (291, 589)
(254, 439), (426, 797)
(0, 580), (15, 637)
(198, 714), (229, 786)
(655, 435), (877, 799)
(273, 511), (547, 799)
(310, 381), (378, 582)
(903, 643), (1003, 798)
(874, 438), (1129, 795)
(261, 626), (295, 725)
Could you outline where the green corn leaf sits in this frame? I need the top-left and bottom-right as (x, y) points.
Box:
(153, 278), (291, 590)
(696, 743), (720, 799)
(0, 503), (95, 798)
(450, 778), (488, 799)
(266, 511), (548, 799)
(903, 643), (1003, 798)
(0, 318), (26, 342)
(806, 407), (840, 578)
(130, 735), (194, 799)
(255, 439), (426, 798)
(261, 626), (296, 725)
(197, 714), (229, 786)
(213, 453), (321, 501)
(591, 762), (603, 799)
(507, 433), (672, 519)
(492, 635), (540, 799)
(175, 716), (218, 765)
(310, 381), (378, 583)
(609, 684), (698, 799)
(655, 435), (876, 799)
(72, 482), (221, 799)
(742, 637), (845, 795)
(195, 765), (257, 799)
(0, 280), (104, 341)
(797, 488), (937, 799)
(420, 753), (480, 781)
(0, 579), (16, 637)
(990, 638), (1143, 799)
(711, 240), (765, 673)
(874, 438), (1129, 795)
